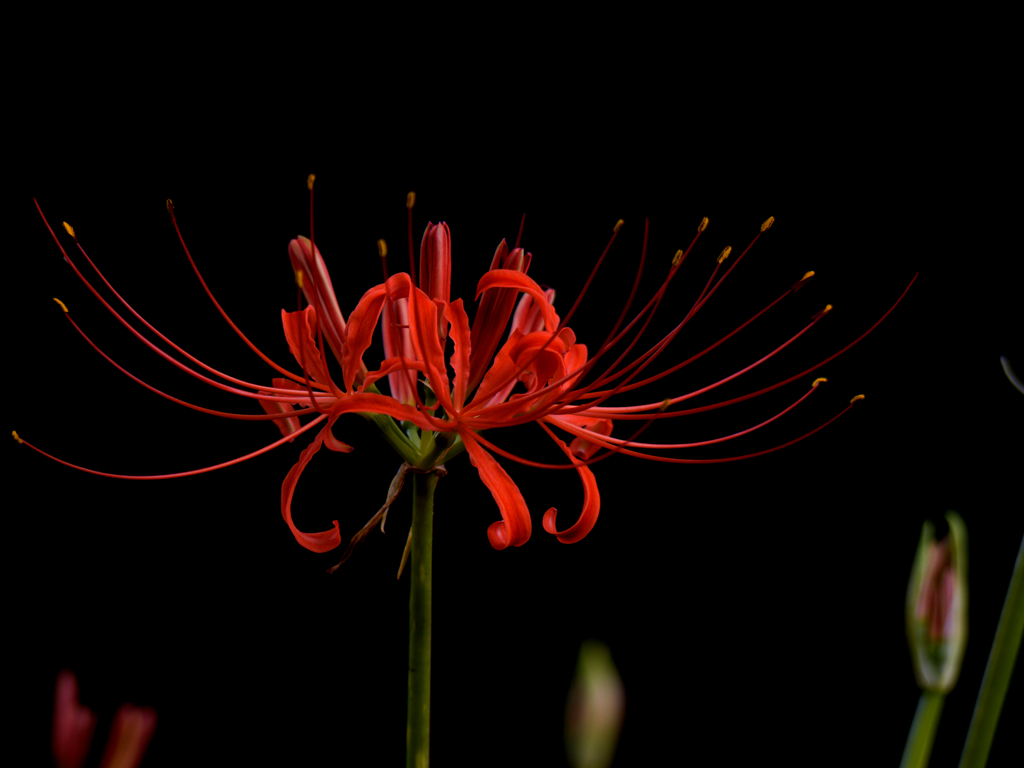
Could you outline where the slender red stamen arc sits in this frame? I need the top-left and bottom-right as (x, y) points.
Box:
(18, 413), (330, 479)
(514, 213), (525, 250)
(34, 200), (321, 397)
(581, 287), (790, 403)
(64, 311), (322, 420)
(553, 383), (819, 450)
(302, 179), (344, 404)
(38, 220), (315, 403)
(407, 199), (416, 286)
(468, 399), (858, 468)
(556, 219), (626, 332)
(163, 202), (323, 387)
(586, 274), (918, 416)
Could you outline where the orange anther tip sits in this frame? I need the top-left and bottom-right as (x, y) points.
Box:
(62, 222), (76, 239)
(12, 430), (22, 444)
(165, 199), (174, 212)
(824, 304), (833, 313)
(377, 238), (388, 258)
(406, 192), (416, 208)
(698, 217), (709, 232)
(613, 219), (624, 233)
(295, 269), (305, 289)
(307, 174), (316, 190)
(717, 245), (732, 264)
(659, 398), (672, 412)
(52, 297), (69, 313)
(850, 394), (865, 404)
(761, 216), (775, 232)
(812, 377), (827, 387)
(671, 249), (683, 266)
(802, 271), (815, 281)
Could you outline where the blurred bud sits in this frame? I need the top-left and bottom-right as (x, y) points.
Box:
(565, 640), (625, 768)
(99, 703), (158, 768)
(906, 511), (968, 693)
(53, 670), (97, 768)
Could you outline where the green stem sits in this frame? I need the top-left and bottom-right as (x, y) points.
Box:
(958, 534), (1024, 768)
(901, 690), (946, 768)
(407, 471), (437, 768)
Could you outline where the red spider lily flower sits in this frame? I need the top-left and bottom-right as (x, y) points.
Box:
(52, 670), (157, 768)
(18, 186), (916, 559)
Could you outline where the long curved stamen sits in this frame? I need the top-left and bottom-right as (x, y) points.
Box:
(48, 229), (326, 403)
(571, 280), (788, 406)
(469, 395), (861, 468)
(407, 191), (417, 285)
(16, 413), (330, 479)
(555, 218), (625, 332)
(513, 213), (526, 250)
(163, 199), (329, 387)
(552, 381), (821, 451)
(61, 305), (324, 420)
(585, 275), (917, 416)
(36, 200), (324, 397)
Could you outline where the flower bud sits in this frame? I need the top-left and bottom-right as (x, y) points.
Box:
(418, 222), (451, 343)
(906, 510), (968, 693)
(565, 640), (625, 768)
(467, 240), (532, 394)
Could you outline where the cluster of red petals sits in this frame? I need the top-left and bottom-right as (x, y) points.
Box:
(29, 199), (915, 557)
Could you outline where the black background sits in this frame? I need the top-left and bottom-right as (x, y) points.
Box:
(10, 74), (1021, 768)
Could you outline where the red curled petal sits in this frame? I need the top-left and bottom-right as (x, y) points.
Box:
(281, 306), (332, 385)
(475, 269), (559, 333)
(539, 423), (601, 544)
(343, 274), (414, 392)
(444, 298), (472, 411)
(257, 378), (307, 441)
(461, 429), (532, 549)
(280, 419), (343, 553)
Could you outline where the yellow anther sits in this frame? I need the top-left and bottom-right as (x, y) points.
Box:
(406, 191), (416, 209)
(850, 394), (865, 404)
(295, 269), (305, 289)
(166, 199), (174, 212)
(698, 217), (708, 232)
(671, 249), (683, 266)
(613, 219), (624, 233)
(659, 398), (672, 412)
(717, 245), (732, 264)
(62, 222), (76, 239)
(307, 174), (316, 190)
(823, 304), (833, 314)
(801, 271), (815, 281)
(812, 377), (827, 387)
(377, 238), (388, 258)
(53, 297), (68, 313)
(12, 430), (22, 444)
(761, 216), (775, 232)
